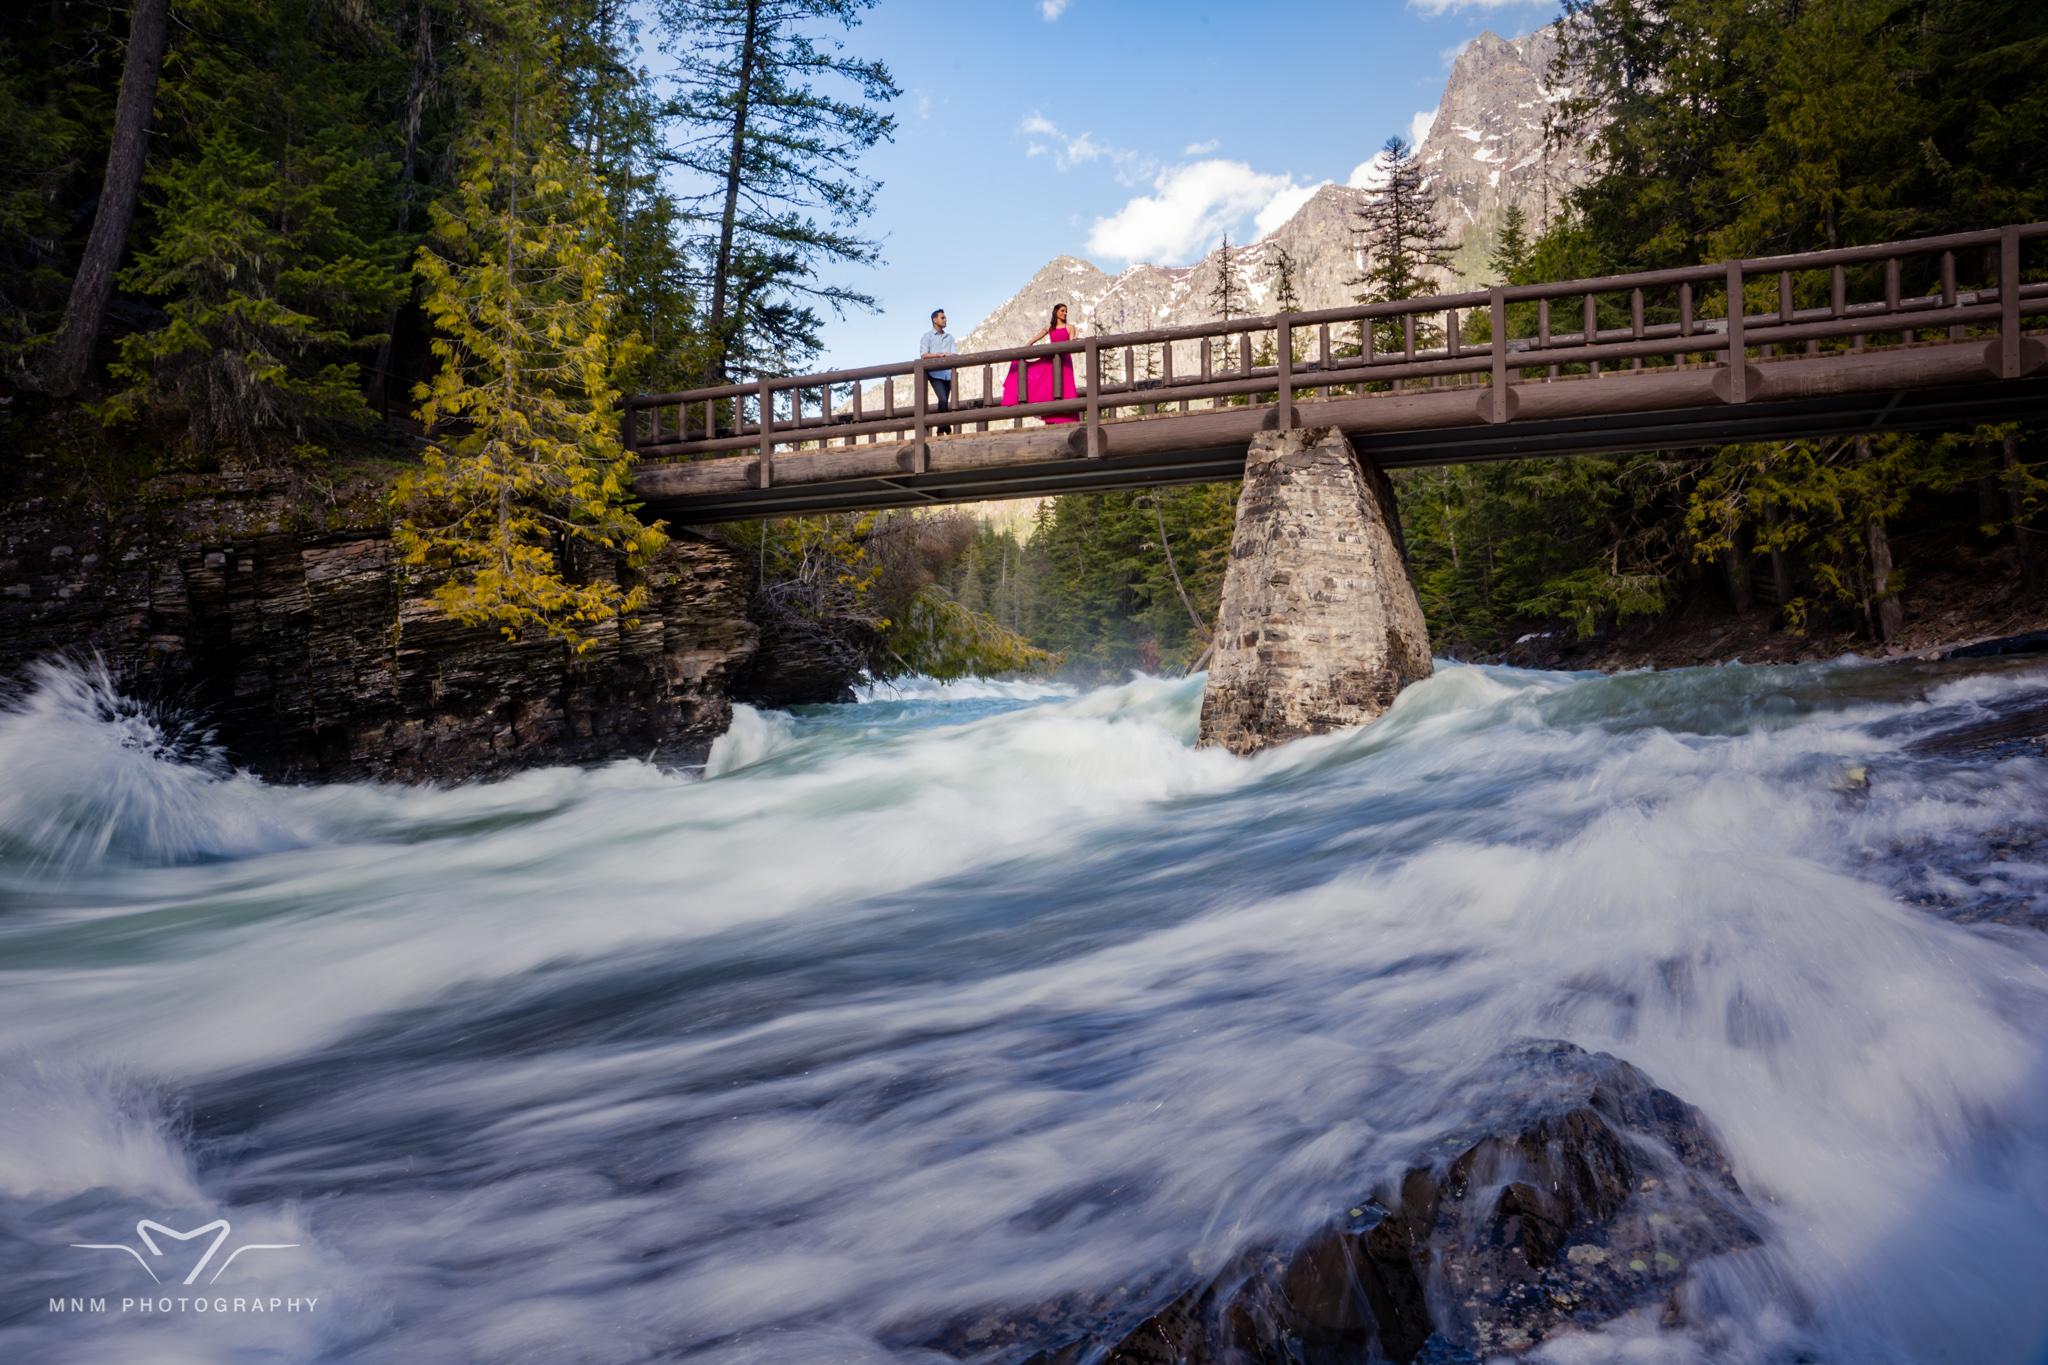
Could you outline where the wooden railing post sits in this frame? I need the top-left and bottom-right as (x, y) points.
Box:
(1942, 252), (1961, 341)
(912, 357), (928, 474)
(1489, 287), (1509, 423)
(2002, 226), (2023, 379)
(1276, 319), (1293, 429)
(757, 377), (774, 487)
(1885, 257), (1906, 346)
(1725, 261), (1747, 403)
(620, 398), (636, 455)
(1085, 339), (1103, 457)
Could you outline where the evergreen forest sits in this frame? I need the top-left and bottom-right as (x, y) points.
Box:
(3, 0), (2045, 680)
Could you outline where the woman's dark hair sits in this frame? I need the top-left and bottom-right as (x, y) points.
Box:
(1047, 303), (1068, 331)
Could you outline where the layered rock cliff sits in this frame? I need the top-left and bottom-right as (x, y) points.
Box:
(1, 413), (762, 782)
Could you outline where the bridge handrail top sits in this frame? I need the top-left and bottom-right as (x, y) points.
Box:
(623, 220), (2048, 409)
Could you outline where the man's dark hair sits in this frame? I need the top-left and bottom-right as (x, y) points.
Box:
(931, 309), (945, 321)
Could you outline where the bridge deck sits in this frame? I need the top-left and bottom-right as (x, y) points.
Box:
(626, 224), (2048, 524)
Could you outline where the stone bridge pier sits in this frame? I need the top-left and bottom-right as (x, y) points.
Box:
(1197, 426), (1434, 756)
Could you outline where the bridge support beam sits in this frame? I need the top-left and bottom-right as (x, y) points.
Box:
(1198, 426), (1434, 756)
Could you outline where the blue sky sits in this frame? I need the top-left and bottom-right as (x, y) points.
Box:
(701, 0), (1565, 369)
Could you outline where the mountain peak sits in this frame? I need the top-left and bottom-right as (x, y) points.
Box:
(963, 20), (1589, 356)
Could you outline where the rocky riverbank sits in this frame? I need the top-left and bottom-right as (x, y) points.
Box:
(0, 409), (798, 781)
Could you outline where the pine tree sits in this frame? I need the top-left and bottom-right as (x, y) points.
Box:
(560, 0), (708, 393)
(1263, 244), (1306, 364)
(660, 0), (899, 382)
(100, 126), (405, 448)
(38, 0), (169, 395)
(1488, 203), (1534, 285)
(392, 7), (666, 650)
(1350, 136), (1459, 306)
(1271, 244), (1304, 313)
(1208, 232), (1246, 321)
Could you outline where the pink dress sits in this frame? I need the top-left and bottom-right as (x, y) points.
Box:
(1001, 327), (1079, 423)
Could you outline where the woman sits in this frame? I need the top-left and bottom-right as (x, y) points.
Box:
(1001, 304), (1079, 423)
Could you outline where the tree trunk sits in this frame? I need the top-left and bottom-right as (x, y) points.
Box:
(707, 0), (762, 386)
(41, 0), (172, 395)
(1761, 501), (1793, 619)
(2007, 434), (2039, 596)
(1150, 490), (1210, 642)
(370, 0), (436, 418)
(1720, 531), (1753, 615)
(1867, 516), (1902, 642)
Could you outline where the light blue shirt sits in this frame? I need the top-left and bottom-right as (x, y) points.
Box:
(919, 329), (956, 381)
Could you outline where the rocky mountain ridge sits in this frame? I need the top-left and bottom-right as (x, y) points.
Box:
(946, 24), (1589, 404)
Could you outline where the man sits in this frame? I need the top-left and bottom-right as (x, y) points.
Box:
(919, 309), (957, 435)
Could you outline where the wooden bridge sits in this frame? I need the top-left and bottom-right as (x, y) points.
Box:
(625, 223), (2048, 524)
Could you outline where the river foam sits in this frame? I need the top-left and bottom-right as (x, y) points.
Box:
(2, 656), (2046, 1363)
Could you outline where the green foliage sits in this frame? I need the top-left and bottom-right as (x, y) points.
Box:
(1349, 135), (1461, 362)
(885, 592), (1056, 681)
(1552, 0), (2048, 264)
(1022, 486), (1236, 675)
(0, 7), (99, 364)
(660, 0), (899, 380)
(1208, 233), (1247, 322)
(1489, 204), (1534, 285)
(100, 126), (405, 447)
(560, 0), (711, 394)
(1686, 427), (2042, 631)
(1270, 245), (1304, 315)
(1399, 456), (1695, 646)
(1351, 136), (1459, 306)
(734, 510), (1056, 680)
(390, 5), (666, 649)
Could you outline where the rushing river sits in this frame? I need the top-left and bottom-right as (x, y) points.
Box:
(2, 655), (2048, 1364)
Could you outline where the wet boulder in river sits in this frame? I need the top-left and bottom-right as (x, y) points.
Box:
(1010, 1040), (1762, 1364)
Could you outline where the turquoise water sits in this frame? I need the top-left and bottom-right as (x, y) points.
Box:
(2, 657), (2047, 1363)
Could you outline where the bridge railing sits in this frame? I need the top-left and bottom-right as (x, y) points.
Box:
(621, 222), (2048, 487)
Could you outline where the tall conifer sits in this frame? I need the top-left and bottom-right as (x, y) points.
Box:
(659, 0), (898, 382)
(1350, 136), (1459, 305)
(392, 1), (666, 649)
(1208, 232), (1246, 321)
(97, 0), (408, 448)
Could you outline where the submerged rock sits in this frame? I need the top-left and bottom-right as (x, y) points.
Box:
(982, 1041), (1761, 1364)
(1198, 426), (1433, 756)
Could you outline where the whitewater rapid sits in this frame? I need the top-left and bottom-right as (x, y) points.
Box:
(2, 656), (2046, 1363)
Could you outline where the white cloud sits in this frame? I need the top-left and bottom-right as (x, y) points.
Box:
(1440, 38), (1473, 65)
(1408, 0), (1552, 12)
(1183, 139), (1220, 155)
(1087, 160), (1296, 264)
(1254, 180), (1329, 238)
(917, 95), (931, 119)
(1018, 111), (1139, 173)
(1348, 109), (1437, 190)
(1040, 0), (1070, 18)
(1348, 150), (1394, 192)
